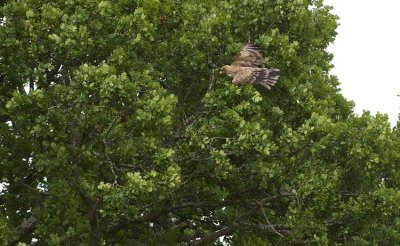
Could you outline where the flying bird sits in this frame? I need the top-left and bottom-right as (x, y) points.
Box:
(220, 43), (279, 90)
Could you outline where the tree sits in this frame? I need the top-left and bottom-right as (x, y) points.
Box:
(1, 0), (399, 245)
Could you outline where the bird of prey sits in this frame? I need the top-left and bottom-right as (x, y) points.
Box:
(220, 43), (279, 90)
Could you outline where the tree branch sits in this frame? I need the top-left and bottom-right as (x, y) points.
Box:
(69, 119), (102, 246)
(7, 215), (38, 246)
(243, 223), (290, 236)
(188, 203), (262, 245)
(17, 84), (26, 95)
(190, 225), (237, 246)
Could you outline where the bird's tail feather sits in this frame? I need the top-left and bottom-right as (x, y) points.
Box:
(255, 68), (280, 90)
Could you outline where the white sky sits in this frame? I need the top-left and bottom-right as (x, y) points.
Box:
(324, 0), (400, 125)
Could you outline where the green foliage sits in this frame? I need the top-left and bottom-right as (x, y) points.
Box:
(0, 0), (399, 245)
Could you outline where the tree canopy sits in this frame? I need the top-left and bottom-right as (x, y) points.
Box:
(1, 0), (400, 245)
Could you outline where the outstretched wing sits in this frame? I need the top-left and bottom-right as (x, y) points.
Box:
(231, 43), (264, 67)
(232, 68), (279, 90)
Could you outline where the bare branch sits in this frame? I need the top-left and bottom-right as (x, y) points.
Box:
(243, 223), (290, 236)
(207, 68), (216, 91)
(259, 203), (286, 238)
(190, 225), (238, 246)
(189, 203), (261, 245)
(8, 215), (38, 246)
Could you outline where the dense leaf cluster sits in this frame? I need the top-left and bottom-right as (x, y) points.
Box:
(1, 0), (399, 245)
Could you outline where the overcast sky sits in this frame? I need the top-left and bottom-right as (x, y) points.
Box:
(324, 0), (400, 125)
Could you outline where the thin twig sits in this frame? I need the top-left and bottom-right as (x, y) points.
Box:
(259, 203), (285, 238)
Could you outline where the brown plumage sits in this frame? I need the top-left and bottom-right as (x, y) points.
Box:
(220, 43), (280, 90)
